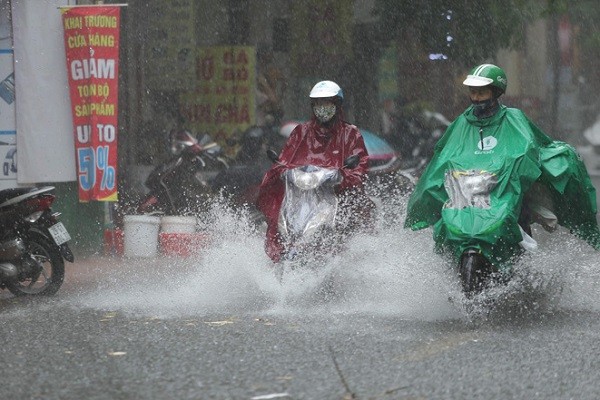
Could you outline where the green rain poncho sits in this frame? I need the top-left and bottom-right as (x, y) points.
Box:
(405, 104), (600, 271)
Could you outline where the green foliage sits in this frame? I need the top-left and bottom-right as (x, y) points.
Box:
(373, 0), (537, 65)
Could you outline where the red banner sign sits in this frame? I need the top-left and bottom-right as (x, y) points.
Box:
(61, 6), (120, 201)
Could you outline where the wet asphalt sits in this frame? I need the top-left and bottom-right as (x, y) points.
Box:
(1, 255), (600, 400)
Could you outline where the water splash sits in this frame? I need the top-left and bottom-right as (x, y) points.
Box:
(452, 226), (600, 322)
(68, 196), (600, 322)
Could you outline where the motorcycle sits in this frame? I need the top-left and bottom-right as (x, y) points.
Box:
(361, 131), (415, 202)
(211, 126), (272, 225)
(442, 170), (547, 296)
(406, 132), (600, 300)
(0, 186), (74, 296)
(137, 131), (229, 215)
(394, 110), (450, 175)
(267, 149), (360, 262)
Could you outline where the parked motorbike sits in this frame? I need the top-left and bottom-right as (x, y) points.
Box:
(353, 128), (410, 193)
(267, 149), (361, 262)
(211, 126), (271, 224)
(0, 186), (74, 296)
(137, 130), (229, 215)
(396, 110), (450, 173)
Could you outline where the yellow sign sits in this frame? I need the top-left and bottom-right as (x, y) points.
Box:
(180, 46), (256, 146)
(144, 0), (196, 90)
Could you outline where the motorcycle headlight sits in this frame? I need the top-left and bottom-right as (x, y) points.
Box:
(291, 169), (320, 190)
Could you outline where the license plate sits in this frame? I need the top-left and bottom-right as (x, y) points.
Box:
(48, 222), (71, 245)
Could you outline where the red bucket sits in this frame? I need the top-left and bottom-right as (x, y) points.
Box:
(103, 228), (124, 256)
(159, 232), (210, 257)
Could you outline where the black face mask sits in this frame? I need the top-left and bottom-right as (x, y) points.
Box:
(472, 98), (499, 119)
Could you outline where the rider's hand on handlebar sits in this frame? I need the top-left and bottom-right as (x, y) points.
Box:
(325, 170), (343, 186)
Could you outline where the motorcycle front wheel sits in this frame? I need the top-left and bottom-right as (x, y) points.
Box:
(6, 232), (65, 296)
(459, 250), (493, 297)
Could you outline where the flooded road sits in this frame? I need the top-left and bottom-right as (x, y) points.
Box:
(1, 205), (600, 399)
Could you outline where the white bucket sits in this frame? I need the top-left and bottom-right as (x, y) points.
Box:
(123, 215), (161, 257)
(160, 216), (197, 233)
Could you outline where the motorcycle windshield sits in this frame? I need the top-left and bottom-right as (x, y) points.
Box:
(440, 168), (521, 256)
(278, 166), (340, 242)
(444, 170), (497, 210)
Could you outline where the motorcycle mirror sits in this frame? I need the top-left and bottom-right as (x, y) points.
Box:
(343, 154), (360, 169)
(266, 149), (280, 163)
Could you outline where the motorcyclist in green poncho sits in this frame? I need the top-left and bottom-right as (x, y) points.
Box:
(405, 63), (600, 295)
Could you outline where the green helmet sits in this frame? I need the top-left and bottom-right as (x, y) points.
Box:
(462, 64), (507, 94)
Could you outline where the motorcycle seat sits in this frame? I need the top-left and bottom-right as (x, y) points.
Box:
(0, 187), (54, 208)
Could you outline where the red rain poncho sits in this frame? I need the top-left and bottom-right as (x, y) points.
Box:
(257, 117), (369, 262)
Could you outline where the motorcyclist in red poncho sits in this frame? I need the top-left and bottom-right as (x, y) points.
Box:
(257, 80), (370, 262)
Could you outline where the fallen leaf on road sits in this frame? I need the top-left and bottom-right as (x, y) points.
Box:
(100, 312), (118, 322)
(204, 320), (234, 326)
(250, 393), (290, 400)
(254, 318), (275, 326)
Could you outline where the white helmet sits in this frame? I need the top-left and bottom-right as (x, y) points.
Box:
(309, 80), (344, 100)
